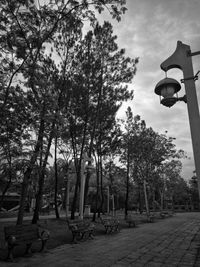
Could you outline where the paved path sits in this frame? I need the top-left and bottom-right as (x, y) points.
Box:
(1, 212), (200, 267)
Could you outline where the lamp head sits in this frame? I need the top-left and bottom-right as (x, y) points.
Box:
(154, 77), (181, 107)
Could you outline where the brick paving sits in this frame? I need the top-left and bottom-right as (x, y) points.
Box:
(1, 212), (200, 267)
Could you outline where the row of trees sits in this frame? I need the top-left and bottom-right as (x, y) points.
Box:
(44, 158), (199, 215)
(0, 0), (137, 224)
(0, 0), (197, 225)
(39, 109), (198, 218)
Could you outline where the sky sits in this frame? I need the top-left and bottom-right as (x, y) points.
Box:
(101, 0), (200, 180)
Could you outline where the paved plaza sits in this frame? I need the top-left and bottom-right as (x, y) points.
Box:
(1, 212), (200, 267)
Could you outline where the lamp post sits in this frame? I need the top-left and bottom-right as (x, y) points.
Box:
(107, 186), (110, 214)
(154, 41), (200, 198)
(112, 194), (115, 216)
(79, 152), (92, 220)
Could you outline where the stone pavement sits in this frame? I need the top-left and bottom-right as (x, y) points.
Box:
(1, 212), (200, 267)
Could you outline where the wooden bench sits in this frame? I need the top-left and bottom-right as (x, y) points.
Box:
(147, 213), (155, 223)
(67, 219), (95, 243)
(125, 214), (136, 227)
(4, 224), (50, 261)
(160, 212), (166, 218)
(100, 217), (120, 234)
(40, 204), (50, 215)
(160, 210), (174, 219)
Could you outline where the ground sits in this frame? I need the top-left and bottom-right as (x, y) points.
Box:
(1, 211), (200, 266)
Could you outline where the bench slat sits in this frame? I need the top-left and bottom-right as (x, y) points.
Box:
(100, 217), (120, 234)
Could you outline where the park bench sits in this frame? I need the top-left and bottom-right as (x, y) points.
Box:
(4, 224), (50, 261)
(125, 214), (136, 227)
(67, 219), (95, 243)
(147, 213), (155, 223)
(100, 216), (120, 234)
(160, 210), (174, 219)
(40, 204), (50, 215)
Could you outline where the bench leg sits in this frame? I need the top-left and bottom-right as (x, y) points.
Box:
(72, 233), (78, 243)
(25, 243), (32, 255)
(116, 225), (120, 231)
(40, 239), (48, 252)
(105, 226), (109, 234)
(6, 246), (14, 262)
(89, 231), (94, 239)
(128, 221), (136, 227)
(107, 226), (112, 234)
(71, 231), (83, 243)
(109, 226), (113, 234)
(80, 232), (86, 241)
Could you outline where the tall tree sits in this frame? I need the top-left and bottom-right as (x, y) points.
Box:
(0, 0), (129, 224)
(120, 108), (185, 217)
(65, 21), (138, 218)
(120, 108), (143, 216)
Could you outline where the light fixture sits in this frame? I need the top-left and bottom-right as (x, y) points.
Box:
(154, 77), (182, 107)
(154, 40), (200, 199)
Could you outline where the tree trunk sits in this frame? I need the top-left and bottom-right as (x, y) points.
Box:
(84, 72), (103, 206)
(65, 178), (70, 218)
(107, 186), (110, 214)
(112, 194), (115, 216)
(152, 189), (156, 211)
(32, 119), (55, 224)
(99, 150), (104, 214)
(92, 158), (100, 221)
(0, 148), (13, 211)
(54, 131), (60, 219)
(32, 169), (44, 223)
(17, 102), (46, 225)
(143, 179), (150, 216)
(125, 147), (130, 217)
(0, 180), (11, 211)
(160, 191), (164, 211)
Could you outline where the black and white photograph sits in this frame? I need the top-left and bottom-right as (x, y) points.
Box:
(0, 0), (200, 266)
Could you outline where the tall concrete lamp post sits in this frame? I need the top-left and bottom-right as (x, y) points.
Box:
(154, 41), (200, 198)
(79, 152), (92, 220)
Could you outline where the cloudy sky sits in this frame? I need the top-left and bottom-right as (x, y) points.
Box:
(102, 0), (200, 180)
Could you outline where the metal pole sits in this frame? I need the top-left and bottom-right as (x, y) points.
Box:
(66, 178), (70, 218)
(79, 152), (92, 220)
(79, 161), (85, 220)
(112, 194), (115, 216)
(107, 186), (110, 214)
(161, 41), (200, 199)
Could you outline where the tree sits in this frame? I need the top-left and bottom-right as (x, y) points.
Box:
(0, 85), (32, 210)
(63, 21), (137, 219)
(120, 108), (185, 217)
(158, 160), (181, 210)
(0, 0), (129, 224)
(120, 108), (145, 216)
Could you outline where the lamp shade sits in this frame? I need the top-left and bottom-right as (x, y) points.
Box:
(154, 77), (181, 97)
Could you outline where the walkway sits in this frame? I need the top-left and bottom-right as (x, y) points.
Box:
(1, 212), (200, 267)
